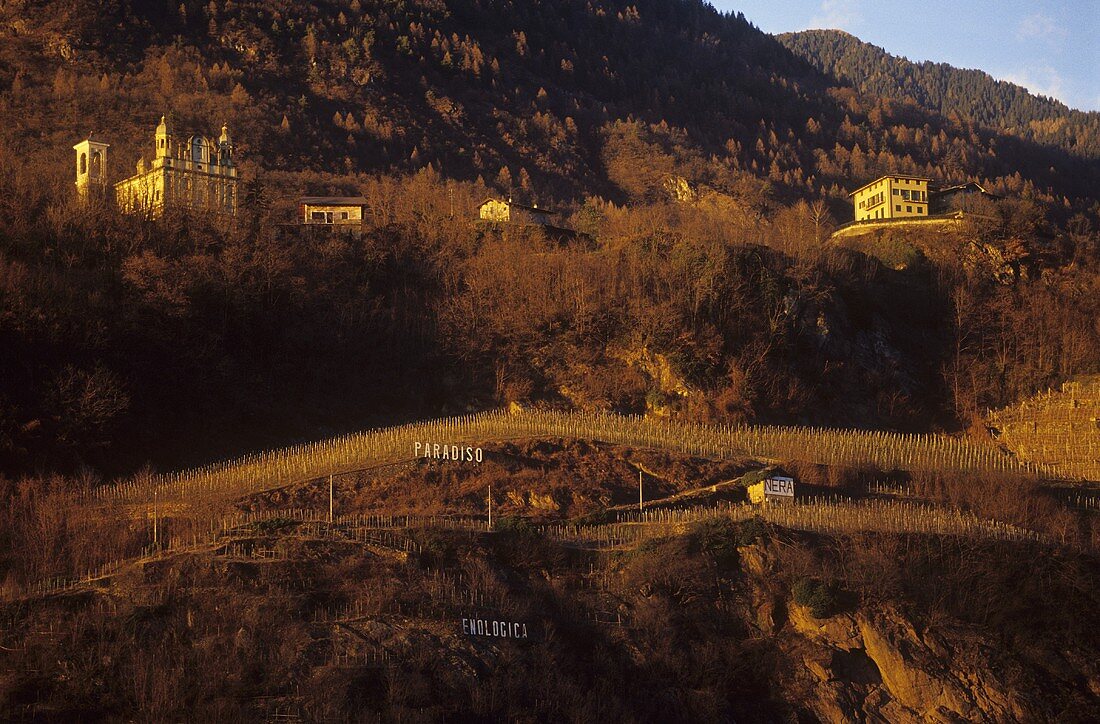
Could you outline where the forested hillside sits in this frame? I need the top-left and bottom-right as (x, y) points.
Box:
(1, 0), (1098, 206)
(779, 29), (1100, 160)
(0, 0), (1097, 477)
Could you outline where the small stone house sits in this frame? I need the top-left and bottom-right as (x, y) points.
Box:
(478, 198), (556, 226)
(299, 196), (367, 225)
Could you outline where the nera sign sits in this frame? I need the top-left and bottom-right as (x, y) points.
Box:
(461, 617), (529, 640)
(415, 441), (483, 463)
(764, 476), (795, 498)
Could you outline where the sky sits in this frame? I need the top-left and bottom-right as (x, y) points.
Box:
(709, 0), (1100, 112)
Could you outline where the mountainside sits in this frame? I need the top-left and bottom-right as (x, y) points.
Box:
(2, 4), (1100, 719)
(0, 1), (1098, 476)
(1, 0), (1098, 207)
(778, 29), (1100, 160)
(3, 427), (1099, 721)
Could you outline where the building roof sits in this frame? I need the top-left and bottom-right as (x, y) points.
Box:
(847, 174), (934, 197)
(299, 196), (368, 205)
(933, 181), (1002, 199)
(479, 197), (558, 215)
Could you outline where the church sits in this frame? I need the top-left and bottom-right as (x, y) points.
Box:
(74, 116), (239, 218)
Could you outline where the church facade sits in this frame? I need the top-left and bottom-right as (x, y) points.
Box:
(77, 116), (239, 218)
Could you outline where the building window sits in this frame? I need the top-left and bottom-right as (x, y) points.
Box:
(895, 205), (901, 212)
(79, 153), (87, 174)
(918, 207), (924, 214)
(906, 205), (913, 213)
(311, 211), (325, 221)
(340, 211), (349, 220)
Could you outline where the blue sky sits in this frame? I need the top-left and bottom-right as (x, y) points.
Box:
(709, 0), (1099, 112)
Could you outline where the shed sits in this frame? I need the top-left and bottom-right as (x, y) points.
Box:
(299, 196), (368, 225)
(478, 198), (557, 226)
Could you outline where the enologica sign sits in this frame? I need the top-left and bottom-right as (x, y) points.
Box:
(462, 618), (529, 639)
(415, 441), (483, 463)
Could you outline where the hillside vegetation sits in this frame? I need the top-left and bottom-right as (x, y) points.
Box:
(1, 1), (1099, 719)
(2, 0), (1099, 206)
(990, 376), (1100, 481)
(0, 0), (1095, 482)
(3, 451), (1099, 721)
(779, 29), (1100, 158)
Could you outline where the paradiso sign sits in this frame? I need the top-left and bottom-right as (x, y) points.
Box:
(414, 441), (483, 463)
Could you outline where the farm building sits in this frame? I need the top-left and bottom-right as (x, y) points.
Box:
(478, 198), (557, 226)
(299, 197), (367, 226)
(848, 175), (1004, 223)
(929, 181), (1002, 214)
(849, 175), (931, 222)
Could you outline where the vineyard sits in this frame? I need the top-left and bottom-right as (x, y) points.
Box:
(95, 409), (1054, 507)
(989, 376), (1100, 481)
(4, 496), (1049, 602)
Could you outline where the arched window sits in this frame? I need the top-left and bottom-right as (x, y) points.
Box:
(90, 151), (101, 176)
(79, 153), (87, 174)
(191, 137), (207, 164)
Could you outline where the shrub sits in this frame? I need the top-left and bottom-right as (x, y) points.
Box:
(735, 517), (769, 547)
(251, 517), (298, 534)
(692, 518), (739, 567)
(792, 576), (838, 618)
(569, 509), (613, 526)
(740, 468), (771, 487)
(495, 516), (539, 537)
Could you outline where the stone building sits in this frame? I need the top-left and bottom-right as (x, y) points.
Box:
(78, 116), (239, 218)
(478, 198), (556, 226)
(73, 137), (110, 201)
(849, 175), (931, 222)
(299, 196), (367, 226)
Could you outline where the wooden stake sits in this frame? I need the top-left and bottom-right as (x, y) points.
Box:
(639, 470), (643, 512)
(329, 475), (334, 523)
(153, 488), (158, 547)
(488, 484), (492, 530)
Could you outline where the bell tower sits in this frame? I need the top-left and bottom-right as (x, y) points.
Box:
(155, 115), (171, 158)
(73, 137), (110, 201)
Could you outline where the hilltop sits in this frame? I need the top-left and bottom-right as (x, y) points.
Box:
(1, 3), (1098, 718)
(0, 2), (1098, 476)
(1, 0), (1099, 207)
(778, 29), (1100, 159)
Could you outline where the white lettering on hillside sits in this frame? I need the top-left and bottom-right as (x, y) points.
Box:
(414, 441), (483, 463)
(461, 617), (529, 639)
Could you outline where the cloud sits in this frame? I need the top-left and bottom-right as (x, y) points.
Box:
(807, 0), (864, 31)
(1016, 13), (1068, 42)
(999, 64), (1067, 104)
